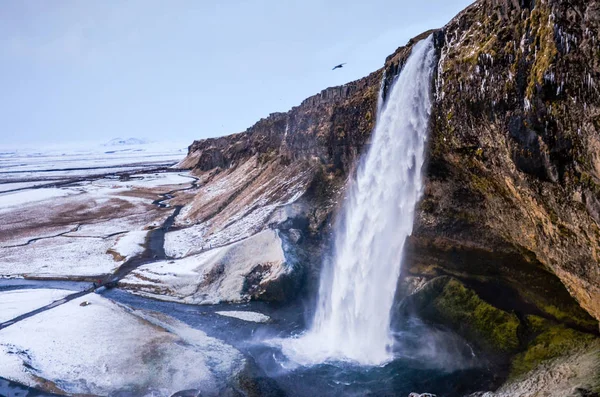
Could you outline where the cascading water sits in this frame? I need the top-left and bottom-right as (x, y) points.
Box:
(279, 36), (436, 366)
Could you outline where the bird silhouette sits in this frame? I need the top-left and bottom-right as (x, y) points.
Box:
(332, 63), (346, 70)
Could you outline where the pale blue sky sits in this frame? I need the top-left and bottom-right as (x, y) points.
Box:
(1, 0), (473, 145)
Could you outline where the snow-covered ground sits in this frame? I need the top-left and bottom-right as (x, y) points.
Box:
(0, 289), (72, 323)
(0, 180), (169, 277)
(0, 141), (187, 183)
(0, 142), (195, 278)
(0, 235), (125, 277)
(0, 181), (60, 193)
(0, 142), (263, 395)
(121, 229), (290, 304)
(0, 187), (83, 213)
(0, 141), (186, 172)
(110, 230), (149, 260)
(0, 292), (245, 396)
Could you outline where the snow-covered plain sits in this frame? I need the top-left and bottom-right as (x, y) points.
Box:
(0, 141), (195, 277)
(0, 292), (245, 396)
(0, 141), (187, 183)
(0, 187), (83, 213)
(94, 172), (196, 189)
(0, 181), (59, 193)
(0, 141), (186, 172)
(0, 289), (72, 323)
(0, 235), (124, 277)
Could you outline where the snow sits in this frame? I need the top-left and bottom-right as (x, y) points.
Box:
(0, 224), (77, 247)
(0, 140), (186, 170)
(0, 141), (187, 182)
(93, 172), (195, 189)
(104, 137), (149, 146)
(110, 230), (148, 259)
(0, 289), (72, 323)
(121, 229), (290, 304)
(167, 162), (311, 258)
(166, 202), (295, 258)
(0, 188), (82, 213)
(0, 146), (196, 278)
(0, 182), (57, 193)
(0, 173), (192, 277)
(215, 311), (271, 323)
(0, 293), (245, 396)
(0, 235), (124, 277)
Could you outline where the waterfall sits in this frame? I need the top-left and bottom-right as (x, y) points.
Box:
(377, 69), (386, 115)
(280, 36), (436, 366)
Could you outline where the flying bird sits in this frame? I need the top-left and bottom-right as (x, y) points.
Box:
(332, 63), (346, 71)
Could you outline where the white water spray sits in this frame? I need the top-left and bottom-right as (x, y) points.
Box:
(280, 36), (436, 366)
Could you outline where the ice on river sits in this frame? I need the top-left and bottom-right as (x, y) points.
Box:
(0, 292), (245, 396)
(215, 310), (271, 323)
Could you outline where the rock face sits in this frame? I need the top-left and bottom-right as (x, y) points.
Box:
(175, 0), (599, 392)
(400, 277), (521, 356)
(421, 0), (600, 330)
(181, 0), (599, 327)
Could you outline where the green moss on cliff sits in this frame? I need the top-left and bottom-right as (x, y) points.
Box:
(510, 315), (596, 378)
(470, 173), (495, 195)
(435, 278), (520, 352)
(413, 277), (521, 353)
(580, 173), (600, 196)
(540, 304), (598, 330)
(525, 7), (558, 99)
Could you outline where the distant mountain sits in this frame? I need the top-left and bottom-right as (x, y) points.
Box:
(104, 138), (149, 146)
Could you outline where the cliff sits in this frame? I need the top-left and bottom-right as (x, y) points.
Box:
(419, 0), (600, 326)
(169, 0), (599, 393)
(180, 0), (599, 323)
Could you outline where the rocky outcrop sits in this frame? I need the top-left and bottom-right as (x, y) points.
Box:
(119, 229), (297, 304)
(180, 0), (599, 326)
(180, 69), (382, 175)
(400, 276), (599, 395)
(174, 0), (599, 393)
(469, 338), (600, 397)
(419, 0), (600, 330)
